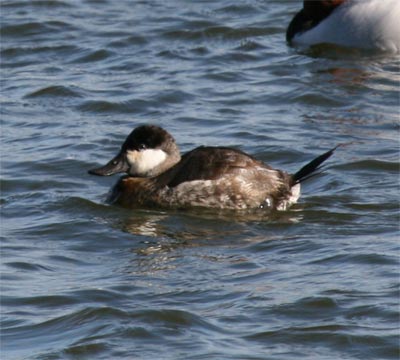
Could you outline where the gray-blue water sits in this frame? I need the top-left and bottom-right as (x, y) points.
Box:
(1, 1), (399, 359)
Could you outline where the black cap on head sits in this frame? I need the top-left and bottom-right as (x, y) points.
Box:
(122, 125), (173, 152)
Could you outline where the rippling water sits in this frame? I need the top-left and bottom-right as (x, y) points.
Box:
(1, 1), (399, 359)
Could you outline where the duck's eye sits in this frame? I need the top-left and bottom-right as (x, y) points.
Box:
(138, 143), (147, 151)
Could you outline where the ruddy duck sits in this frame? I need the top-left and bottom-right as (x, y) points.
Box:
(89, 125), (336, 211)
(287, 0), (400, 52)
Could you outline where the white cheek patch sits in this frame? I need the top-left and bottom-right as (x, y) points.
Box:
(126, 149), (167, 176)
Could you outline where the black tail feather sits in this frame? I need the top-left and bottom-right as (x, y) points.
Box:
(292, 145), (339, 184)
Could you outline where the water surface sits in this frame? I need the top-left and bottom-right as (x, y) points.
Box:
(1, 1), (399, 359)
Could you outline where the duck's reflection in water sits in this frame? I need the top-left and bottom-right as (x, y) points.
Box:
(108, 207), (305, 275)
(116, 207), (304, 252)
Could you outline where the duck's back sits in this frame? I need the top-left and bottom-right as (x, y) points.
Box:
(158, 146), (272, 186)
(165, 147), (294, 209)
(292, 0), (400, 52)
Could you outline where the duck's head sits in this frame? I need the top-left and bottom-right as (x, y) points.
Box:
(89, 125), (181, 177)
